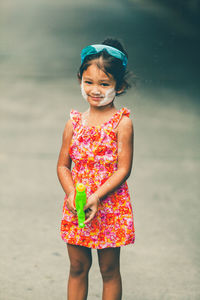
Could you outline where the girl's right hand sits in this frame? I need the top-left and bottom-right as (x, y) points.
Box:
(66, 191), (77, 215)
(84, 193), (100, 224)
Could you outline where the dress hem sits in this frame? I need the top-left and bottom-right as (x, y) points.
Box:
(61, 237), (135, 250)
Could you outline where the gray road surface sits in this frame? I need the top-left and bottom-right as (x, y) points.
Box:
(0, 1), (200, 299)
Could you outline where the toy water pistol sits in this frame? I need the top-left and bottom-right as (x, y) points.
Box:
(74, 183), (87, 228)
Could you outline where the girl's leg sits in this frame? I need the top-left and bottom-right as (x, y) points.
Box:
(97, 247), (122, 300)
(67, 244), (92, 300)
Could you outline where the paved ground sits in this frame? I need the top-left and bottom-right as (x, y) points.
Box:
(0, 1), (200, 299)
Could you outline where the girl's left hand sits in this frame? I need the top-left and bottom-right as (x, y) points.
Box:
(84, 193), (100, 224)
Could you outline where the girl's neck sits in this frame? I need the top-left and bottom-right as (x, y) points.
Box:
(88, 102), (116, 114)
(82, 103), (117, 127)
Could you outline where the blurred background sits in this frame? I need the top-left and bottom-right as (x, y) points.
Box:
(0, 0), (200, 299)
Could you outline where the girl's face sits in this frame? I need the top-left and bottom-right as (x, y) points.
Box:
(81, 63), (117, 107)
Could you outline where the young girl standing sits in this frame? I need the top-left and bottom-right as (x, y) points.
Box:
(57, 38), (135, 300)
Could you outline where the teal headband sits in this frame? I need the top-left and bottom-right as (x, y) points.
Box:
(81, 44), (128, 68)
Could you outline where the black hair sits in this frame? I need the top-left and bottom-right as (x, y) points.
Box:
(77, 38), (132, 96)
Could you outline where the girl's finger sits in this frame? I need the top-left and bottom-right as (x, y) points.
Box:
(71, 204), (77, 214)
(71, 207), (77, 214)
(66, 202), (76, 215)
(84, 210), (96, 224)
(85, 208), (92, 219)
(84, 203), (90, 211)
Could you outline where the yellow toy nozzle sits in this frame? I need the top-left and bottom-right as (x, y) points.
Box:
(75, 183), (87, 228)
(76, 183), (86, 192)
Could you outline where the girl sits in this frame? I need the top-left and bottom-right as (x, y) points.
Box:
(57, 38), (135, 300)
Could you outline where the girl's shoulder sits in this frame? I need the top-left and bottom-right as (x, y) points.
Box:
(111, 107), (132, 129)
(62, 118), (74, 142)
(116, 112), (133, 139)
(70, 109), (81, 119)
(118, 113), (133, 130)
(119, 107), (131, 117)
(69, 109), (82, 129)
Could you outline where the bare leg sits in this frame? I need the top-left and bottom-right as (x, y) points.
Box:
(97, 247), (122, 300)
(67, 244), (92, 300)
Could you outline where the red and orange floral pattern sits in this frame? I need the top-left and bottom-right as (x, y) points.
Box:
(60, 107), (135, 249)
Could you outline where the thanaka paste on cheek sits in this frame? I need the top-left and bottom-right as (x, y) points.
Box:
(97, 88), (116, 106)
(81, 80), (88, 101)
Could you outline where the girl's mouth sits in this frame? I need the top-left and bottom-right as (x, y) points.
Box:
(90, 96), (104, 101)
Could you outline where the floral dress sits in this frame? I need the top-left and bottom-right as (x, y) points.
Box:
(60, 107), (135, 249)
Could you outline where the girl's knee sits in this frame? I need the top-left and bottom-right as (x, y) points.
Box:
(99, 263), (120, 282)
(70, 259), (92, 278)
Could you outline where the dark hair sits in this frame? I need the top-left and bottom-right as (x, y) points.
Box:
(77, 38), (132, 96)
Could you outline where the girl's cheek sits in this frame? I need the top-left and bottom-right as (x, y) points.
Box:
(97, 87), (116, 107)
(81, 81), (88, 101)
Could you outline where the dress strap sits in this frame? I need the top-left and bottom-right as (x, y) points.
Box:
(109, 107), (130, 129)
(70, 109), (81, 129)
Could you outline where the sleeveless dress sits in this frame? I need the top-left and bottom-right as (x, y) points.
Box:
(60, 107), (135, 249)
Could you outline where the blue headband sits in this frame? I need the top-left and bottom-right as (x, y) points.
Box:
(81, 44), (128, 68)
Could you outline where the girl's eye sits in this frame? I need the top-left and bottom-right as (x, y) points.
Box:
(85, 81), (92, 84)
(101, 83), (109, 87)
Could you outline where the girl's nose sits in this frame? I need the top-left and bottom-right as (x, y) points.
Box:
(91, 86), (101, 95)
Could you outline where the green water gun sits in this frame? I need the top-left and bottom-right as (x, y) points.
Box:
(75, 183), (87, 228)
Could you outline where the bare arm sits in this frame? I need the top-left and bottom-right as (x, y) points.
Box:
(57, 119), (75, 197)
